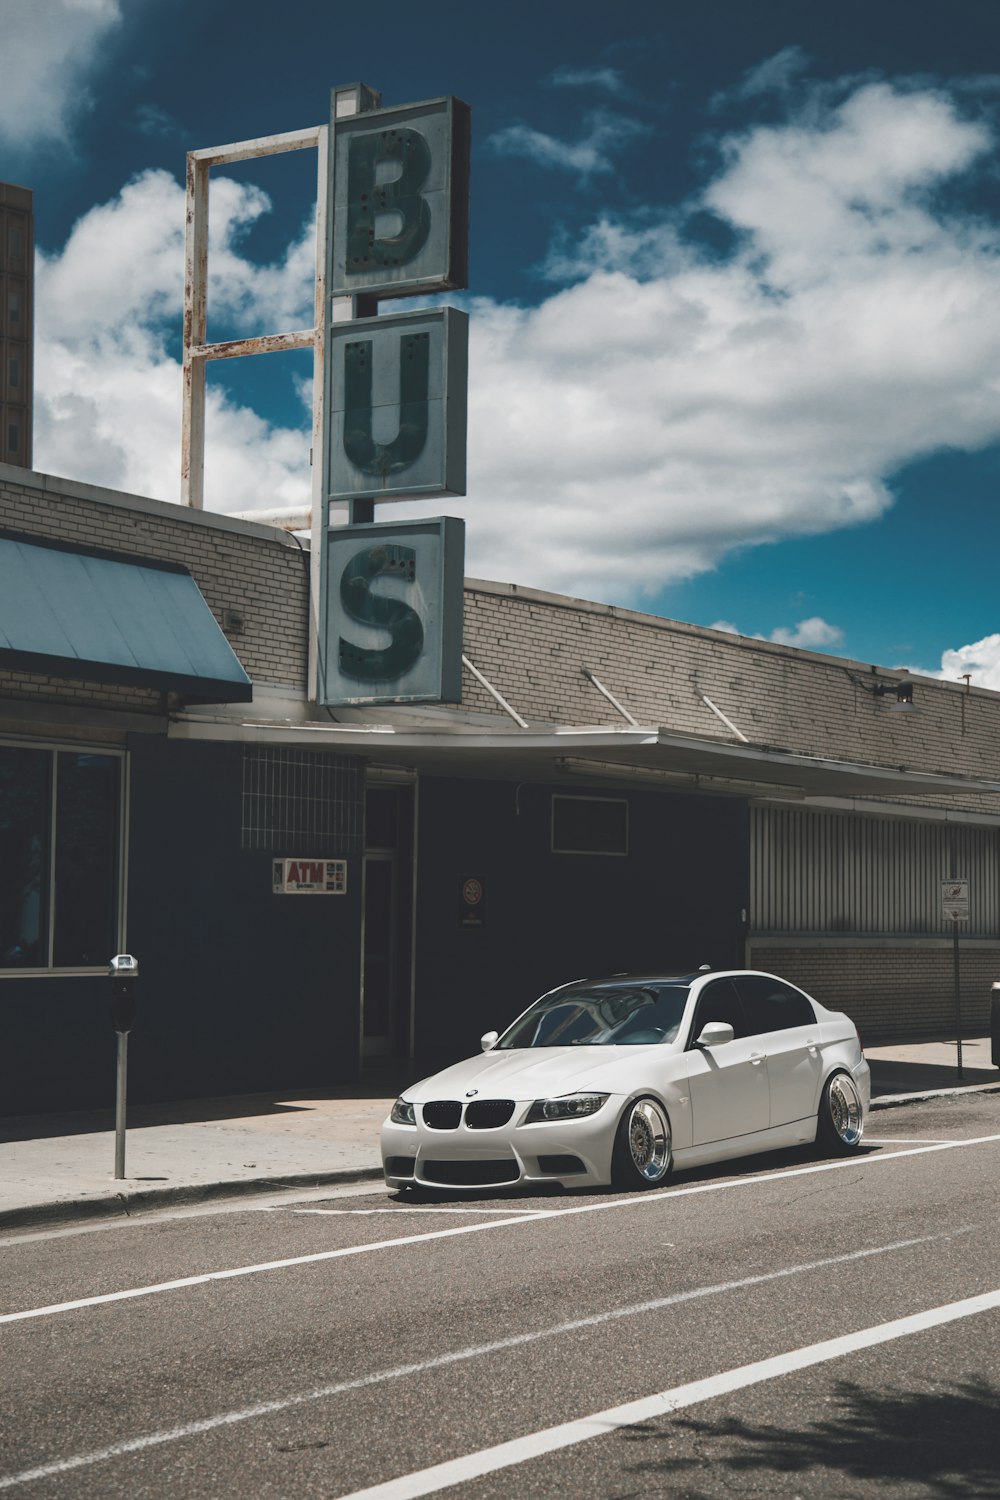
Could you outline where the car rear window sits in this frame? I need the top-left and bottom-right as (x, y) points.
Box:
(736, 975), (815, 1031)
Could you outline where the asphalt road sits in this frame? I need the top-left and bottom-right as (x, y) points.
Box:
(1, 1095), (999, 1498)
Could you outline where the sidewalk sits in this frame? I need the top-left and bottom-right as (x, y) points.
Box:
(1, 1039), (997, 1232)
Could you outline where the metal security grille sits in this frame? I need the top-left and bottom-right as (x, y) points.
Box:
(751, 806), (1000, 937)
(241, 748), (363, 854)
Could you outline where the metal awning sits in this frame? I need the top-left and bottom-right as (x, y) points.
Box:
(0, 531), (252, 704)
(168, 711), (1000, 801)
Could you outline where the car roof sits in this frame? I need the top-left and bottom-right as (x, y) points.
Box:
(558, 969), (801, 993)
(559, 972), (705, 991)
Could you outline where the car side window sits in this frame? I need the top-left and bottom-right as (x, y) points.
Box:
(737, 976), (815, 1033)
(688, 978), (749, 1046)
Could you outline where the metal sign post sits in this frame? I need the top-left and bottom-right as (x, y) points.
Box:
(941, 879), (969, 1078)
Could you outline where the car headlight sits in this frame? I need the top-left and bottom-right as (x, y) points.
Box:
(524, 1092), (609, 1123)
(390, 1098), (416, 1125)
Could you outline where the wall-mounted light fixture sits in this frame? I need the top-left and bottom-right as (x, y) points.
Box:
(848, 672), (919, 712)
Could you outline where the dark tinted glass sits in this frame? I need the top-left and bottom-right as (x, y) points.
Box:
(737, 975), (815, 1032)
(499, 982), (689, 1047)
(53, 753), (119, 967)
(551, 796), (628, 854)
(689, 978), (749, 1041)
(365, 787), (398, 849)
(0, 747), (49, 966)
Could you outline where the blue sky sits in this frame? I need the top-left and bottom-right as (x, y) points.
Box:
(4, 0), (1000, 684)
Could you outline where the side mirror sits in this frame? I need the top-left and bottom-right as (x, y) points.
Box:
(480, 1030), (499, 1052)
(696, 1021), (735, 1048)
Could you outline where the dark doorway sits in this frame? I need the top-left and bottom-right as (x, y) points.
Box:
(362, 782), (414, 1062)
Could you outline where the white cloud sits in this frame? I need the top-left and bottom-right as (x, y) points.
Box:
(768, 617), (845, 649)
(710, 618), (844, 650)
(733, 46), (811, 100)
(550, 66), (626, 96)
(28, 74), (1000, 617)
(0, 0), (122, 148)
(487, 111), (650, 177)
(34, 170), (315, 510)
(935, 635), (1000, 691)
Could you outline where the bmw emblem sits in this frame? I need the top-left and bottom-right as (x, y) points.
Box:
(465, 1088), (479, 1097)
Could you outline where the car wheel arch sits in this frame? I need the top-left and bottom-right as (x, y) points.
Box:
(815, 1066), (865, 1153)
(611, 1092), (675, 1190)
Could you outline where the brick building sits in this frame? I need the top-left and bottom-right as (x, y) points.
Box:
(2, 459), (999, 1114)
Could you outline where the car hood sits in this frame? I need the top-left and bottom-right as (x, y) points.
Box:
(403, 1045), (679, 1102)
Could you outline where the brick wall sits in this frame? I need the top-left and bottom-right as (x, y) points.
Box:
(749, 943), (999, 1041)
(0, 464), (310, 709)
(462, 579), (1000, 819)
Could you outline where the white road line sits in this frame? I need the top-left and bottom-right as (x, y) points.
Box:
(0, 1229), (968, 1493)
(289, 1207), (547, 1217)
(864, 1138), (959, 1145)
(3, 1133), (999, 1328)
(336, 1284), (1000, 1500)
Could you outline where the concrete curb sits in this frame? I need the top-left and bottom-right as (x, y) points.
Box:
(870, 1080), (1000, 1110)
(0, 1165), (384, 1234)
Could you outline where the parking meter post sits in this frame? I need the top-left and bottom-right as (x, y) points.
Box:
(115, 1032), (128, 1179)
(109, 955), (138, 1182)
(953, 920), (963, 1080)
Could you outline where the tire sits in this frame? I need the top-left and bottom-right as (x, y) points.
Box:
(611, 1096), (673, 1189)
(816, 1071), (865, 1154)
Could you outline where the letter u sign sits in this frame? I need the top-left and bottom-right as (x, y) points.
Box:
(326, 308), (468, 503)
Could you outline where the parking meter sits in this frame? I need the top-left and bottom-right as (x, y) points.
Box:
(109, 954), (138, 1032)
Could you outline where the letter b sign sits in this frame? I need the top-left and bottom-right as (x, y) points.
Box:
(330, 95), (470, 300)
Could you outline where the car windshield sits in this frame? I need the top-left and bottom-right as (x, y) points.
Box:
(497, 983), (691, 1048)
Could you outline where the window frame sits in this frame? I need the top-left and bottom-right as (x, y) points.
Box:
(0, 737), (129, 976)
(686, 977), (751, 1047)
(551, 793), (629, 857)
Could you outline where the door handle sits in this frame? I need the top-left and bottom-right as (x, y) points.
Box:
(749, 1051), (765, 1065)
(806, 1038), (819, 1053)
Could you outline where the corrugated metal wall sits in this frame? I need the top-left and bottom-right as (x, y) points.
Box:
(751, 806), (1000, 936)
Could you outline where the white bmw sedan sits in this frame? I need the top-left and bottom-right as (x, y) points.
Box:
(381, 970), (870, 1193)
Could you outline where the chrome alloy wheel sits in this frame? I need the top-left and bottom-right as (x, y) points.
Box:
(626, 1099), (672, 1182)
(827, 1072), (864, 1147)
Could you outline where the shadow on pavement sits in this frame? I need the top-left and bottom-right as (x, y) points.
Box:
(615, 1375), (1000, 1498)
(869, 1057), (998, 1095)
(0, 1092), (336, 1144)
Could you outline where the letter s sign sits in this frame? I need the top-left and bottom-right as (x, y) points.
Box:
(320, 518), (465, 708)
(338, 543), (424, 683)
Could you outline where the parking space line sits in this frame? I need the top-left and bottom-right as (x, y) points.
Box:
(862, 1137), (960, 1144)
(0, 1228), (972, 1493)
(3, 1133), (999, 1328)
(289, 1208), (549, 1217)
(335, 1282), (1000, 1500)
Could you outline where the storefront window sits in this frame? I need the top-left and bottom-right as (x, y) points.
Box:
(0, 747), (49, 967)
(53, 754), (120, 967)
(0, 744), (122, 970)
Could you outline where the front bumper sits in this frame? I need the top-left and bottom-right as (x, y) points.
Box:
(380, 1100), (622, 1191)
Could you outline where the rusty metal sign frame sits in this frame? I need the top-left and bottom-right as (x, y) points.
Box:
(180, 85), (382, 699)
(180, 123), (328, 513)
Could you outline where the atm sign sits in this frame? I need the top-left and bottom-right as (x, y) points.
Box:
(272, 858), (348, 895)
